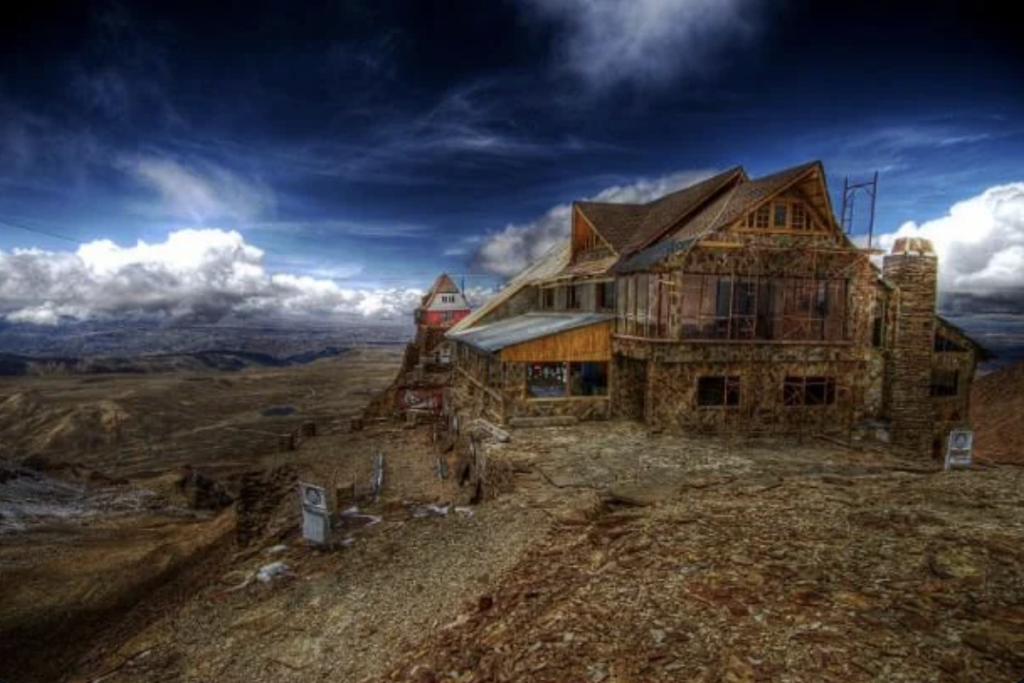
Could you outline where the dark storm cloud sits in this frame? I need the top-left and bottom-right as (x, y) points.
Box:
(0, 0), (1022, 344)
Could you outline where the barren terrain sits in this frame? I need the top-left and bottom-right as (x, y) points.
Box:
(0, 348), (402, 681)
(37, 423), (1024, 683)
(2, 355), (1023, 683)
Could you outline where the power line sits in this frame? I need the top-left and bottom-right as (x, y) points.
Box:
(0, 216), (84, 245)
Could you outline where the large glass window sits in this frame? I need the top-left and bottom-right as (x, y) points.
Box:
(527, 363), (567, 398)
(570, 362), (609, 396)
(697, 376), (741, 407)
(676, 275), (848, 342)
(527, 362), (609, 398)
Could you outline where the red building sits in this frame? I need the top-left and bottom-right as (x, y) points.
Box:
(413, 273), (471, 365)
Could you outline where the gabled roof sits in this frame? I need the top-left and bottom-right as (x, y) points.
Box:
(673, 161), (821, 242)
(448, 312), (612, 354)
(446, 242), (570, 334)
(615, 161), (824, 273)
(420, 272), (470, 310)
(428, 273), (461, 295)
(576, 166), (745, 256)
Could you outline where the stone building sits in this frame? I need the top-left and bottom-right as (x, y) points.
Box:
(447, 162), (987, 456)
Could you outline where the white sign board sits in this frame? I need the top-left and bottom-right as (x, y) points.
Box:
(944, 429), (973, 470)
(299, 482), (331, 545)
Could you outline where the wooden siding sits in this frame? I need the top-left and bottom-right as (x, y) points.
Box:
(500, 321), (612, 362)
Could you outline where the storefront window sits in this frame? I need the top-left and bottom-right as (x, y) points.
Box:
(527, 363), (567, 397)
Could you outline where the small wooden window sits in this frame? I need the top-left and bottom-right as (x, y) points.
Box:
(567, 285), (582, 310)
(697, 376), (741, 407)
(754, 205), (770, 229)
(596, 281), (616, 311)
(784, 376), (837, 406)
(792, 203), (806, 230)
(931, 369), (959, 397)
(773, 202), (788, 228)
(541, 288), (555, 309)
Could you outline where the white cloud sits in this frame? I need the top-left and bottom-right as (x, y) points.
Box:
(518, 0), (761, 89)
(0, 229), (423, 324)
(875, 182), (1024, 313)
(250, 219), (427, 239)
(473, 169), (714, 277)
(118, 156), (273, 224)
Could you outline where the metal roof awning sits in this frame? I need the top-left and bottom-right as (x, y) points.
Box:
(447, 312), (613, 354)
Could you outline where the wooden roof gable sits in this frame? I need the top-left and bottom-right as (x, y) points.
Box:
(574, 166), (745, 257)
(614, 161), (846, 273)
(421, 273), (468, 309)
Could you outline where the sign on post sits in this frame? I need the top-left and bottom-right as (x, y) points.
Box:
(944, 429), (973, 470)
(299, 482), (331, 545)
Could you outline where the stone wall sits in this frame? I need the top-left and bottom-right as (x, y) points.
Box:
(611, 338), (882, 435)
(883, 239), (938, 455)
(612, 355), (646, 419)
(931, 349), (976, 445)
(643, 357), (860, 435)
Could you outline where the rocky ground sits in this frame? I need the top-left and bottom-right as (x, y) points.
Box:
(4, 355), (1023, 683)
(384, 426), (1024, 683)
(31, 420), (1024, 683)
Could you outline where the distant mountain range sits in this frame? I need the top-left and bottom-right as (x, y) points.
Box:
(0, 319), (412, 375)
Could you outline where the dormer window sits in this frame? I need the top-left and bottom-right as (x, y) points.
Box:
(745, 200), (821, 232)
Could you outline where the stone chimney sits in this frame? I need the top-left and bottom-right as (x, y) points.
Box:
(883, 237), (937, 455)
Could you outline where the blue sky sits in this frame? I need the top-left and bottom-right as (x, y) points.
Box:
(1, 0), (1022, 326)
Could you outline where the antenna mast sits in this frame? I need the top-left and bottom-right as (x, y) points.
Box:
(840, 171), (879, 247)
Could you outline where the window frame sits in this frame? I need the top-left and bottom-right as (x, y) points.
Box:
(696, 376), (741, 408)
(783, 376), (838, 407)
(930, 368), (960, 397)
